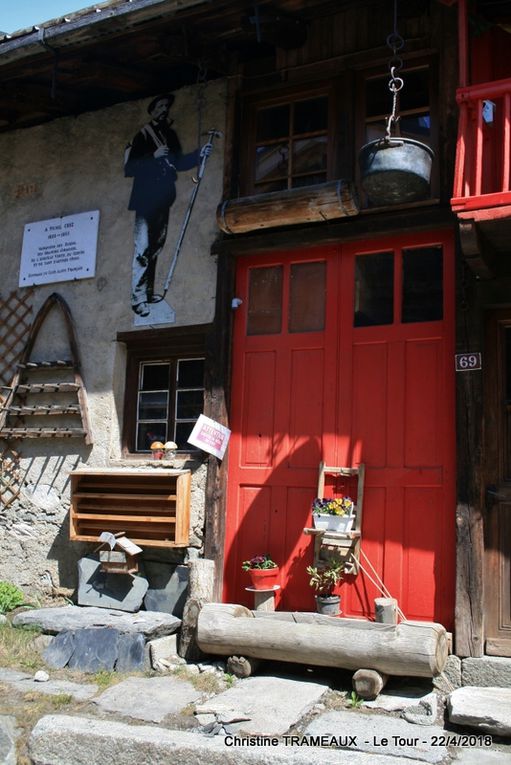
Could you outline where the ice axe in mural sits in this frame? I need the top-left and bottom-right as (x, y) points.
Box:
(125, 92), (221, 323)
(154, 127), (222, 312)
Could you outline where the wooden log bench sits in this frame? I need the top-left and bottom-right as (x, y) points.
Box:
(197, 603), (448, 678)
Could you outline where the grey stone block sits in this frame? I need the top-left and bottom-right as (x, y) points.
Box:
(0, 716), (17, 765)
(116, 633), (147, 672)
(93, 676), (202, 722)
(30, 714), (425, 765)
(67, 628), (120, 673)
(43, 630), (76, 669)
(78, 556), (149, 613)
(13, 605), (181, 638)
(448, 686), (511, 736)
(143, 562), (189, 617)
(433, 654), (462, 693)
(462, 657), (511, 688)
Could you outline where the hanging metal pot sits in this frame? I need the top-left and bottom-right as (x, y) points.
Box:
(359, 137), (434, 206)
(357, 0), (434, 207)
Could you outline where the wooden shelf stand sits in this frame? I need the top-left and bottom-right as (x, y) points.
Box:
(70, 468), (191, 548)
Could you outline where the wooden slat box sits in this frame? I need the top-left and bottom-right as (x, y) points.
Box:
(69, 468), (191, 548)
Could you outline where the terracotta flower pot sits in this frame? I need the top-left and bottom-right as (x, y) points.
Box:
(247, 566), (280, 590)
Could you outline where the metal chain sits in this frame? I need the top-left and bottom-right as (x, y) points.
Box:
(385, 0), (405, 140)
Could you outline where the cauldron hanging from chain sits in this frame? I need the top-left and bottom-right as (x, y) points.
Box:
(358, 0), (434, 206)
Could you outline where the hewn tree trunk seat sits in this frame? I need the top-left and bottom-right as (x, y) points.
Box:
(197, 603), (448, 678)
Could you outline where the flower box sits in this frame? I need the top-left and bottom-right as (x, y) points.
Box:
(247, 566), (280, 590)
(313, 513), (354, 532)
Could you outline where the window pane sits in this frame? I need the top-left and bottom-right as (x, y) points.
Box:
(294, 97), (328, 134)
(366, 69), (429, 118)
(291, 173), (327, 188)
(254, 179), (288, 194)
(138, 391), (168, 420)
(141, 363), (170, 391)
(255, 143), (289, 183)
(400, 114), (431, 141)
(354, 252), (394, 327)
(247, 266), (283, 335)
(289, 262), (326, 333)
(402, 246), (443, 323)
(256, 104), (290, 141)
(293, 136), (327, 175)
(175, 421), (196, 450)
(177, 359), (204, 388)
(137, 422), (167, 451)
(176, 390), (204, 419)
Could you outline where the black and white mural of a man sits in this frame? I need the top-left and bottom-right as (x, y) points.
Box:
(125, 93), (210, 322)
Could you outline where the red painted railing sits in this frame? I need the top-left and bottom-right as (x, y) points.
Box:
(451, 78), (511, 213)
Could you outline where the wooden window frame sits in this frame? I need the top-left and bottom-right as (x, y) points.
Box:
(118, 325), (212, 457)
(239, 79), (346, 196)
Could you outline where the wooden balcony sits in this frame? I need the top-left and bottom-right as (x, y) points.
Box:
(451, 78), (511, 275)
(452, 78), (511, 216)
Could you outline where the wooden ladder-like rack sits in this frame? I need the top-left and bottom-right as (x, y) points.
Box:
(0, 293), (93, 444)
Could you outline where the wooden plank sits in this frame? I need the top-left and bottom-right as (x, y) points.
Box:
(203, 249), (236, 599)
(74, 513), (176, 524)
(0, 427), (85, 437)
(16, 383), (80, 392)
(73, 492), (177, 500)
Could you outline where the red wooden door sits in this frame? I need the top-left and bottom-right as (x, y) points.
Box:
(224, 231), (455, 627)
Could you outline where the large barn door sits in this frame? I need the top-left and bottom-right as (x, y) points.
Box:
(224, 232), (455, 625)
(223, 247), (339, 610)
(484, 309), (511, 656)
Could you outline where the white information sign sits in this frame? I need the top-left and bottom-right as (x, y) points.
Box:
(19, 210), (100, 287)
(187, 414), (231, 460)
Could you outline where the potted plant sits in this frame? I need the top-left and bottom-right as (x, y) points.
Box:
(307, 559), (344, 616)
(242, 553), (279, 590)
(311, 496), (355, 532)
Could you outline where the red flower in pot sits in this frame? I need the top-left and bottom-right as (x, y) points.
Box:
(242, 553), (279, 590)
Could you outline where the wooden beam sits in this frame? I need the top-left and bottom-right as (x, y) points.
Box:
(458, 219), (496, 280)
(203, 250), (235, 600)
(454, 259), (484, 657)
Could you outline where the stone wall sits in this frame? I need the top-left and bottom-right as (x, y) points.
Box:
(0, 79), (226, 596)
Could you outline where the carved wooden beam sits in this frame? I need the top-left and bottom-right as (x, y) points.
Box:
(458, 219), (496, 280)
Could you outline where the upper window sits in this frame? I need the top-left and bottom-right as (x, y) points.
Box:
(118, 325), (211, 455)
(241, 84), (339, 195)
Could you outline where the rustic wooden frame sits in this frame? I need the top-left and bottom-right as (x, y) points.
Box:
(70, 468), (191, 548)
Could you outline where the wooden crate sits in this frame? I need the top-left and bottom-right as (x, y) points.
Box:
(69, 469), (191, 548)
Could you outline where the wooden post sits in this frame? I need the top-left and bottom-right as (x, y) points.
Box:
(374, 598), (398, 624)
(226, 655), (261, 678)
(352, 668), (388, 700)
(178, 559), (215, 661)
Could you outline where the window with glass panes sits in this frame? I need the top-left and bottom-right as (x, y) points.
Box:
(242, 86), (336, 195)
(136, 357), (205, 451)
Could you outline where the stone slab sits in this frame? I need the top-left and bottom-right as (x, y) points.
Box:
(78, 556), (149, 612)
(461, 657), (511, 689)
(116, 632), (147, 672)
(0, 667), (97, 701)
(29, 714), (422, 765)
(448, 687), (511, 736)
(365, 684), (435, 712)
(12, 605), (180, 637)
(143, 562), (189, 617)
(195, 675), (330, 736)
(0, 715), (18, 765)
(433, 655), (462, 694)
(93, 676), (202, 722)
(452, 749), (511, 764)
(305, 710), (448, 763)
(0, 614), (8, 625)
(43, 630), (76, 669)
(148, 634), (179, 668)
(67, 628), (120, 673)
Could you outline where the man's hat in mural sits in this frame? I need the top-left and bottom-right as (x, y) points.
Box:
(147, 94), (175, 114)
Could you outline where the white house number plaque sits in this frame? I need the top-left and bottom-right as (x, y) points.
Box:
(455, 352), (482, 372)
(19, 211), (99, 287)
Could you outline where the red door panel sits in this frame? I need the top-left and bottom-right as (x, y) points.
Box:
(224, 233), (455, 627)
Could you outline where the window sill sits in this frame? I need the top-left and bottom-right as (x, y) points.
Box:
(113, 452), (206, 468)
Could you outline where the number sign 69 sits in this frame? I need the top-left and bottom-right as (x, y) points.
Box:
(455, 353), (482, 372)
